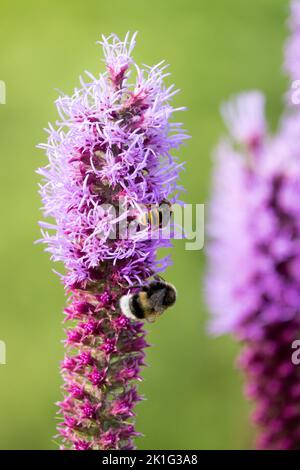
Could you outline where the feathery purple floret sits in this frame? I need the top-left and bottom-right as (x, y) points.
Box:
(285, 0), (300, 81)
(38, 32), (187, 450)
(206, 1), (300, 449)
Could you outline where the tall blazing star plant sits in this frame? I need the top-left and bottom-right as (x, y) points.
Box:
(206, 1), (300, 450)
(38, 32), (187, 450)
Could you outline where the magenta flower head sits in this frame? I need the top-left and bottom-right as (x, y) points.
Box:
(37, 32), (187, 450)
(207, 91), (300, 450)
(206, 2), (300, 449)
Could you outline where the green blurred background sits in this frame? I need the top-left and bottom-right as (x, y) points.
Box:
(0, 0), (289, 450)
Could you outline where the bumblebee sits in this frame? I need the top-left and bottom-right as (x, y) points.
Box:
(119, 276), (177, 322)
(136, 200), (173, 230)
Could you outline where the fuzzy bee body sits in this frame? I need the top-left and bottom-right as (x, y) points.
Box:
(136, 200), (173, 230)
(119, 277), (177, 322)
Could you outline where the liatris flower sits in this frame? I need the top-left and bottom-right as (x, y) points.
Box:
(206, 2), (300, 449)
(206, 89), (300, 449)
(38, 32), (187, 450)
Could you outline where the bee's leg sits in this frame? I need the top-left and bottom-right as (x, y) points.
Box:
(126, 283), (150, 293)
(153, 274), (165, 282)
(125, 281), (144, 289)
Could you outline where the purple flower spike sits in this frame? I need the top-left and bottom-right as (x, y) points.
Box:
(207, 91), (300, 449)
(206, 1), (300, 449)
(38, 32), (187, 450)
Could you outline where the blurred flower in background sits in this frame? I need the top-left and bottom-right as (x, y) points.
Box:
(37, 33), (187, 450)
(206, 0), (300, 450)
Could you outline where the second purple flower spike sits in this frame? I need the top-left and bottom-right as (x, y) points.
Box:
(206, 1), (300, 450)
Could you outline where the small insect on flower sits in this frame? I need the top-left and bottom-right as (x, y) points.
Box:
(135, 200), (173, 230)
(120, 276), (177, 322)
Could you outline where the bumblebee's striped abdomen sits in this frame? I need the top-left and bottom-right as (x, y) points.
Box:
(138, 210), (160, 228)
(130, 291), (153, 319)
(148, 210), (160, 227)
(138, 209), (171, 228)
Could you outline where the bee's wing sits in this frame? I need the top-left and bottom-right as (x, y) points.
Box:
(149, 289), (166, 312)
